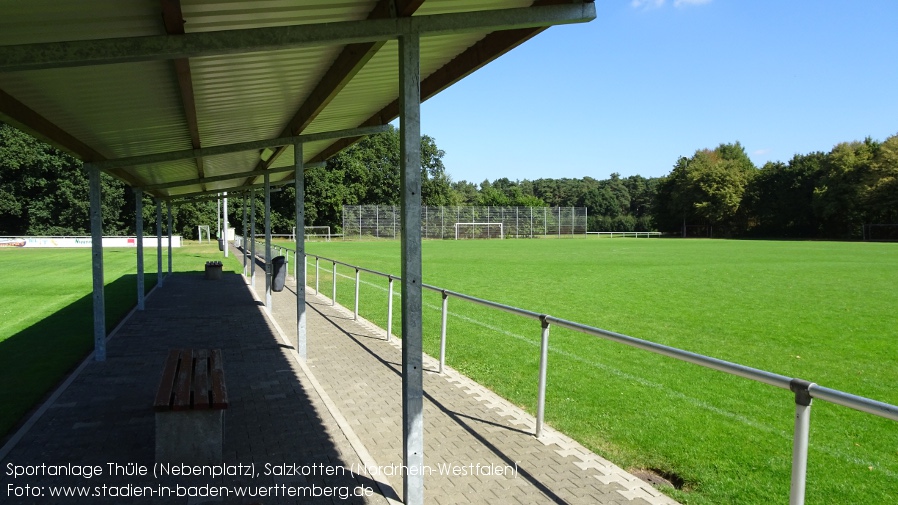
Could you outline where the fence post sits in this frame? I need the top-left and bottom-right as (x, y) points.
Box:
(315, 257), (319, 294)
(354, 268), (360, 320)
(439, 290), (449, 373)
(332, 261), (337, 306)
(386, 276), (394, 341)
(789, 379), (815, 505)
(536, 315), (551, 438)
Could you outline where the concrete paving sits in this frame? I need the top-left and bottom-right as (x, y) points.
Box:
(0, 244), (678, 505)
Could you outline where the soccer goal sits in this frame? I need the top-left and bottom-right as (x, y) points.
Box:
(454, 222), (504, 240)
(197, 225), (211, 242)
(293, 226), (332, 241)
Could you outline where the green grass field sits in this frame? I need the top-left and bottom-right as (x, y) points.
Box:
(295, 237), (898, 505)
(0, 242), (243, 440)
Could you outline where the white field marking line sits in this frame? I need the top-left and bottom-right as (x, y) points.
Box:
(336, 270), (896, 478)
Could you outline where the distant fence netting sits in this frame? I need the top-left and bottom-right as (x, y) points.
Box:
(342, 205), (588, 240)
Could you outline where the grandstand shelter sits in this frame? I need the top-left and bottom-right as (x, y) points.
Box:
(0, 2), (595, 503)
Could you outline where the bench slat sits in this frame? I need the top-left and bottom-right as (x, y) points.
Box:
(210, 349), (229, 409)
(193, 349), (211, 410)
(172, 349), (194, 411)
(153, 349), (182, 412)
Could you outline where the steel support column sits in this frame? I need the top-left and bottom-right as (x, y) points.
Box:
(166, 200), (173, 275)
(156, 200), (163, 287)
(294, 141), (307, 360)
(399, 32), (424, 505)
(242, 195), (248, 276)
(135, 188), (145, 311)
(250, 190), (256, 288)
(87, 163), (106, 361)
(264, 172), (272, 314)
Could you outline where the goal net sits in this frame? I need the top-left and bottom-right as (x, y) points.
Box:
(454, 222), (504, 240)
(293, 226), (332, 241)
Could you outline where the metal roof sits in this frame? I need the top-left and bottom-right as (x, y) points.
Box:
(0, 0), (595, 200)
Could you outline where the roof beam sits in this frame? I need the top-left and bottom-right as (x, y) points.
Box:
(0, 3), (597, 72)
(93, 124), (389, 170)
(160, 0), (206, 188)
(253, 0), (425, 175)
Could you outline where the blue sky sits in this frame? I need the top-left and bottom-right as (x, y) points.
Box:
(418, 0), (898, 184)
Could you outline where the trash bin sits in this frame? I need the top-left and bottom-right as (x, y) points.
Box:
(205, 261), (223, 280)
(271, 256), (287, 292)
(218, 239), (224, 252)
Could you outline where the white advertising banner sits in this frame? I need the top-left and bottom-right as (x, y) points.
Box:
(0, 236), (182, 248)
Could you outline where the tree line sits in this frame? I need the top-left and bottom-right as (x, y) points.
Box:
(654, 136), (898, 239)
(2, 121), (896, 240)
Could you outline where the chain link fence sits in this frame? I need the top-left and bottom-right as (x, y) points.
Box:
(342, 205), (587, 240)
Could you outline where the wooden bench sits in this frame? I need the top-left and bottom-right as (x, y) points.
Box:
(154, 349), (228, 464)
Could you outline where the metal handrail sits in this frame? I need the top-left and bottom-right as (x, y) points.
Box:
(301, 252), (898, 421)
(244, 241), (898, 505)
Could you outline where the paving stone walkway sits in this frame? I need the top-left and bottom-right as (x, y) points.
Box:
(0, 245), (679, 504)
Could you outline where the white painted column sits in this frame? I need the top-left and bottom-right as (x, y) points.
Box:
(223, 192), (229, 258)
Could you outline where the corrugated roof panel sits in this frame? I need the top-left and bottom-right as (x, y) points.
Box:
(199, 150), (264, 188)
(0, 0), (161, 45)
(190, 46), (342, 160)
(301, 32), (486, 147)
(128, 159), (199, 188)
(0, 61), (191, 159)
(181, 0), (377, 32)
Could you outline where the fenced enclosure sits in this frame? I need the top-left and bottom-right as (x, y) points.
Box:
(863, 224), (898, 241)
(342, 205), (587, 240)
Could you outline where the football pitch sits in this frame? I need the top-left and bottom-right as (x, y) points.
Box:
(300, 237), (898, 505)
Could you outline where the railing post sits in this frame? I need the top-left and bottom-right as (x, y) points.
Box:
(386, 275), (394, 341)
(439, 290), (448, 373)
(332, 261), (337, 306)
(354, 268), (360, 320)
(315, 256), (319, 294)
(789, 379), (815, 505)
(536, 315), (550, 438)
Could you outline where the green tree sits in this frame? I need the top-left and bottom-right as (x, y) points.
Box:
(0, 122), (127, 236)
(812, 138), (878, 238)
(743, 153), (823, 237)
(654, 142), (756, 235)
(864, 133), (898, 223)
